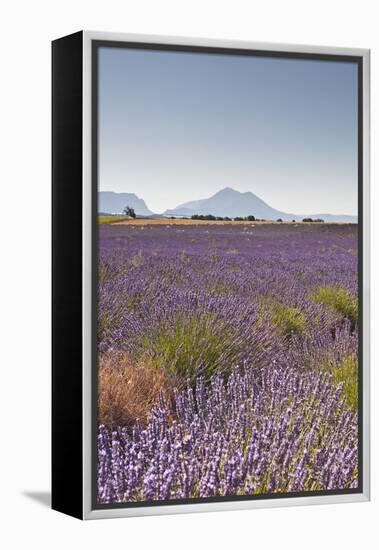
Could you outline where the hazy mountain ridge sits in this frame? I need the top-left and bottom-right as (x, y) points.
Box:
(99, 192), (154, 216)
(99, 188), (357, 222)
(163, 187), (357, 222)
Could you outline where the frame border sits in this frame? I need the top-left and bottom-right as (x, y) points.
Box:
(82, 31), (370, 520)
(52, 30), (84, 519)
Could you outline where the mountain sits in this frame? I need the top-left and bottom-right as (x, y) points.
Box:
(99, 192), (154, 216)
(163, 187), (357, 222)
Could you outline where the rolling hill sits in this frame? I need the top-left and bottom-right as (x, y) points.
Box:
(163, 187), (357, 222)
(99, 192), (154, 216)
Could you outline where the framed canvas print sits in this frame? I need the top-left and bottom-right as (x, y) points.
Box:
(52, 31), (370, 520)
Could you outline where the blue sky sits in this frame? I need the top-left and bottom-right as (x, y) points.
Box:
(98, 46), (358, 215)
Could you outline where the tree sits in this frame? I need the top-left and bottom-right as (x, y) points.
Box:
(123, 205), (136, 218)
(246, 215), (255, 221)
(277, 218), (283, 222)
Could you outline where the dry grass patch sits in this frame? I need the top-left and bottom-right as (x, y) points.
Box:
(98, 351), (171, 428)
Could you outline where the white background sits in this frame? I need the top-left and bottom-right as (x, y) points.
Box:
(1, 1), (377, 548)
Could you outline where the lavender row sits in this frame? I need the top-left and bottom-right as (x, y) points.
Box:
(98, 224), (358, 379)
(98, 363), (358, 503)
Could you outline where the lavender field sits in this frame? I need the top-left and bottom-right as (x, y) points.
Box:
(97, 222), (359, 504)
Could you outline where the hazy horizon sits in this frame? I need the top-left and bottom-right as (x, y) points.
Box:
(99, 186), (358, 217)
(98, 47), (358, 215)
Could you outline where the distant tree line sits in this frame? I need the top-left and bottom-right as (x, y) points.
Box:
(187, 214), (325, 223)
(191, 214), (259, 222)
(302, 217), (325, 223)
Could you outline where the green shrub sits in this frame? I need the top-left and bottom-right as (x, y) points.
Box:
(311, 285), (358, 326)
(270, 303), (307, 337)
(98, 310), (118, 342)
(98, 264), (114, 283)
(141, 315), (234, 384)
(260, 297), (306, 338)
(322, 354), (358, 410)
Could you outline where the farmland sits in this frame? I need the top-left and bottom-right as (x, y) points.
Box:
(103, 217), (334, 226)
(97, 222), (358, 504)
